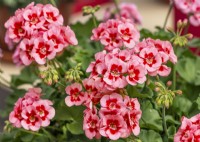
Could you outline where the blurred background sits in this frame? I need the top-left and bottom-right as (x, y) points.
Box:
(0, 0), (199, 131)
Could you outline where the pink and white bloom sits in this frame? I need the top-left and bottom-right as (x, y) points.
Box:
(9, 98), (23, 128)
(139, 47), (162, 73)
(21, 106), (41, 131)
(19, 38), (34, 65)
(65, 83), (85, 107)
(100, 93), (124, 116)
(126, 59), (146, 86)
(83, 109), (101, 139)
(99, 114), (127, 140)
(118, 22), (140, 48)
(42, 4), (63, 25)
(103, 58), (128, 88)
(33, 100), (55, 127)
(9, 87), (55, 131)
(174, 117), (197, 142)
(32, 38), (56, 65)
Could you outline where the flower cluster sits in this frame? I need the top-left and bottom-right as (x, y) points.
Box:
(4, 2), (78, 65)
(174, 0), (200, 26)
(65, 84), (141, 140)
(86, 38), (177, 90)
(9, 88), (55, 131)
(174, 114), (200, 142)
(91, 19), (140, 51)
(104, 3), (142, 25)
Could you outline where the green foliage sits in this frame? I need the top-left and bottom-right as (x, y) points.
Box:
(139, 130), (162, 142)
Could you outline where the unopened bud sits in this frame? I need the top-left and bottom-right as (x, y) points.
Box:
(177, 20), (183, 29)
(183, 19), (188, 27)
(176, 90), (182, 95)
(166, 81), (172, 87)
(155, 87), (160, 92)
(185, 33), (193, 39)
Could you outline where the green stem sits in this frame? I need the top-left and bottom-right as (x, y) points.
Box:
(92, 13), (97, 27)
(163, 2), (173, 29)
(162, 106), (168, 141)
(113, 0), (120, 15)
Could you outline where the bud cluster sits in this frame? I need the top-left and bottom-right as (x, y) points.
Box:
(155, 81), (182, 108)
(168, 19), (193, 47)
(82, 5), (100, 16)
(39, 67), (59, 85)
(65, 63), (83, 82)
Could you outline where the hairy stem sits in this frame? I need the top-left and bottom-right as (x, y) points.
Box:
(92, 13), (97, 27)
(162, 106), (168, 141)
(163, 2), (173, 29)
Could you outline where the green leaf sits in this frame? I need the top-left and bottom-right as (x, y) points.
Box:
(172, 96), (192, 116)
(176, 57), (200, 85)
(167, 125), (176, 141)
(139, 130), (162, 142)
(187, 38), (200, 48)
(127, 85), (153, 99)
(67, 121), (84, 135)
(165, 115), (180, 125)
(140, 101), (163, 131)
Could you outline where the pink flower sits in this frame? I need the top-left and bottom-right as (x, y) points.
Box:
(103, 2), (142, 25)
(126, 59), (146, 86)
(83, 109), (101, 139)
(99, 114), (127, 140)
(32, 38), (56, 65)
(60, 26), (78, 46)
(43, 26), (65, 52)
(103, 57), (128, 88)
(33, 100), (55, 127)
(100, 29), (123, 51)
(118, 22), (140, 48)
(190, 13), (200, 27)
(42, 4), (63, 25)
(91, 23), (106, 41)
(23, 6), (44, 30)
(174, 0), (197, 14)
(12, 46), (23, 66)
(174, 117), (196, 142)
(139, 47), (162, 73)
(65, 83), (85, 107)
(9, 98), (23, 128)
(19, 38), (34, 65)
(4, 15), (26, 43)
(100, 93), (124, 114)
(21, 106), (41, 131)
(119, 3), (142, 24)
(9, 87), (55, 131)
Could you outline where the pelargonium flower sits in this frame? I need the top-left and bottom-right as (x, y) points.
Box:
(4, 2), (78, 65)
(9, 87), (55, 131)
(99, 114), (127, 140)
(91, 19), (140, 51)
(104, 2), (142, 24)
(65, 83), (85, 107)
(135, 38), (177, 77)
(174, 0), (200, 26)
(174, 114), (200, 142)
(83, 108), (101, 139)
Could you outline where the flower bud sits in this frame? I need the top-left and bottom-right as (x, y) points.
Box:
(176, 90), (182, 95)
(166, 81), (172, 87)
